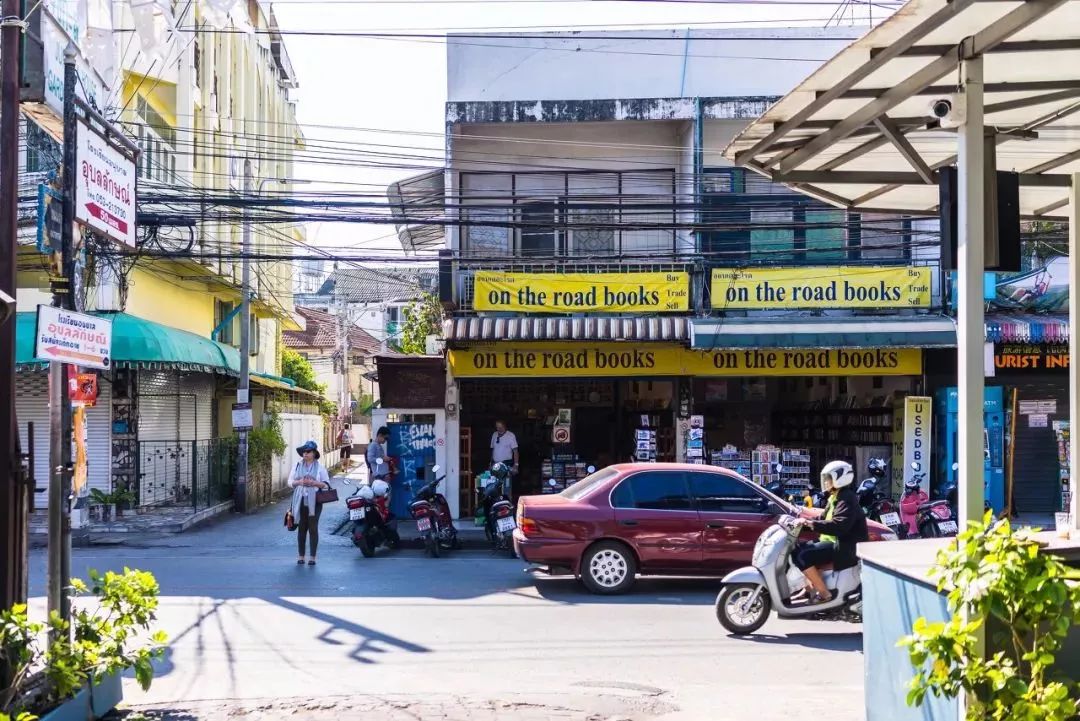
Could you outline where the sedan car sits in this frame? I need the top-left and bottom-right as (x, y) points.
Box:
(514, 462), (895, 594)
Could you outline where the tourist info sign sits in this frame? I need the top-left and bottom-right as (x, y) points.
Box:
(35, 305), (112, 370)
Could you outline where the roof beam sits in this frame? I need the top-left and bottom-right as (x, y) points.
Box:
(817, 133), (891, 171)
(778, 0), (1071, 174)
(873, 115), (935, 184)
(1025, 148), (1080, 175)
(732, 0), (980, 165)
(1034, 198), (1070, 216)
(984, 88), (1080, 115)
(832, 80), (1080, 101)
(880, 38), (1080, 58)
(776, 170), (936, 185)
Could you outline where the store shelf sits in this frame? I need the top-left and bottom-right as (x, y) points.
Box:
(777, 406), (894, 446)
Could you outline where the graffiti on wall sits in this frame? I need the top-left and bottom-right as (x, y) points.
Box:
(388, 423), (437, 518)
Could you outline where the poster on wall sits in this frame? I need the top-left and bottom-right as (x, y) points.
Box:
(990, 252), (1068, 312)
(900, 396), (933, 495)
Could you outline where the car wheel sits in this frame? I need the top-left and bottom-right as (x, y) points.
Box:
(581, 541), (637, 594)
(716, 583), (771, 635)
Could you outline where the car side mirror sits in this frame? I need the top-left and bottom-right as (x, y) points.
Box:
(765, 501), (785, 516)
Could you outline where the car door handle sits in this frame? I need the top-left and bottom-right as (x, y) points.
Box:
(707, 522), (730, 529)
(619, 520), (639, 527)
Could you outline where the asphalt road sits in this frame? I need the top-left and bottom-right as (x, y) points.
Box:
(28, 493), (866, 720)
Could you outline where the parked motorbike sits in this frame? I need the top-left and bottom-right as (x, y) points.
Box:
(900, 463), (957, 538)
(409, 465), (459, 557)
(715, 513), (871, 636)
(343, 459), (400, 558)
(856, 458), (906, 538)
(480, 463), (517, 557)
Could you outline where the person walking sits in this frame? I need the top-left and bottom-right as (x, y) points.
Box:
(339, 424), (354, 470)
(289, 440), (331, 565)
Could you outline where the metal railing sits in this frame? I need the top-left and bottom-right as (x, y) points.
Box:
(137, 439), (235, 511)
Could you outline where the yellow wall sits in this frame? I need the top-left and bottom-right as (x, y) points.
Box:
(125, 268), (215, 336)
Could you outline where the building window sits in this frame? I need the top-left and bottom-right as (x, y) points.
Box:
(215, 299), (235, 345)
(750, 208), (794, 261)
(805, 209), (846, 263)
(568, 207), (616, 254)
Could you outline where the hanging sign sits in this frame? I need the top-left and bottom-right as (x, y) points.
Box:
(75, 119), (137, 247)
(449, 343), (922, 378)
(473, 271), (690, 313)
(993, 343), (1069, 374)
(35, 305), (112, 369)
(711, 266), (931, 310)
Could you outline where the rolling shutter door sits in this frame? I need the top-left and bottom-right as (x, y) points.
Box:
(179, 374), (215, 440)
(84, 380), (111, 495)
(138, 371), (180, 442)
(16, 372), (51, 510)
(1011, 381), (1068, 515)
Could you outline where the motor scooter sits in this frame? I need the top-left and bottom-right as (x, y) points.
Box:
(343, 458), (400, 558)
(903, 462), (958, 538)
(409, 465), (459, 557)
(715, 514), (869, 635)
(479, 466), (517, 557)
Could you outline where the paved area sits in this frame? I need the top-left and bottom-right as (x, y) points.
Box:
(28, 474), (867, 721)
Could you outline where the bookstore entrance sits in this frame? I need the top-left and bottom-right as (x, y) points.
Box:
(457, 377), (678, 502)
(687, 368), (923, 501)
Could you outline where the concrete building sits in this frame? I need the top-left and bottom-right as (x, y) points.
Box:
(389, 28), (952, 519)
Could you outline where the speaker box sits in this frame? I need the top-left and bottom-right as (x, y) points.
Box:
(938, 166), (1020, 272)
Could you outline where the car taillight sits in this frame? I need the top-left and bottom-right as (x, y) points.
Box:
(517, 505), (538, 537)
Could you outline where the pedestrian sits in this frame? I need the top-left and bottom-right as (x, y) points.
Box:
(491, 419), (519, 475)
(339, 423), (354, 469)
(289, 440), (331, 566)
(367, 426), (390, 481)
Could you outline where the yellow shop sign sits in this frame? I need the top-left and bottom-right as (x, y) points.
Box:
(449, 343), (922, 378)
(473, 271), (690, 313)
(711, 266), (931, 310)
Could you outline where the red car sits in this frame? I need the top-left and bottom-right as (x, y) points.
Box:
(514, 462), (895, 594)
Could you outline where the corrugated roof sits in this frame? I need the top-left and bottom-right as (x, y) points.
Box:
(283, 307), (380, 354)
(315, 266), (438, 303)
(723, 0), (1080, 218)
(444, 316), (688, 342)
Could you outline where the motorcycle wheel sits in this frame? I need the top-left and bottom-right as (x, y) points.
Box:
(716, 584), (771, 636)
(503, 533), (517, 558)
(424, 533), (440, 558)
(385, 528), (401, 550)
(358, 532), (375, 559)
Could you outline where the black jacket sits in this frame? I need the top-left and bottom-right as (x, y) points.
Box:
(811, 486), (869, 571)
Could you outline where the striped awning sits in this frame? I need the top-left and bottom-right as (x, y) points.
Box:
(691, 316), (956, 349)
(985, 314), (1069, 344)
(444, 316), (688, 343)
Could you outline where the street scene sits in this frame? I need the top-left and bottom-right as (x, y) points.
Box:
(4, 0), (1080, 720)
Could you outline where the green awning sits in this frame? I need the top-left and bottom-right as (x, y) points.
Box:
(690, 316), (957, 349)
(15, 311), (240, 373)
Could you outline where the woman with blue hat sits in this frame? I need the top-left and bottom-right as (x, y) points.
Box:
(288, 440), (331, 565)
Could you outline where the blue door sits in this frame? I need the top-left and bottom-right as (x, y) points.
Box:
(387, 422), (437, 518)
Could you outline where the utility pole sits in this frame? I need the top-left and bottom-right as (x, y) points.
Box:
(236, 158), (253, 513)
(48, 47), (77, 629)
(1, 0), (30, 616)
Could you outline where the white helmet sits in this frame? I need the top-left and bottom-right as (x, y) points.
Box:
(820, 460), (854, 492)
(371, 479), (390, 497)
(357, 485), (375, 502)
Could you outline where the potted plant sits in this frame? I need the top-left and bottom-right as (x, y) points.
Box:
(111, 489), (136, 518)
(86, 489), (114, 524)
(0, 569), (166, 721)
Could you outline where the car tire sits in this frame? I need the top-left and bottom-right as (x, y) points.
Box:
(716, 583), (771, 635)
(581, 541), (637, 595)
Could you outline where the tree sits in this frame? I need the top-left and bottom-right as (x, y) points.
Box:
(396, 293), (442, 355)
(281, 349), (326, 395)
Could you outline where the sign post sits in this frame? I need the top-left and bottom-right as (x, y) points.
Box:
(33, 305), (112, 370)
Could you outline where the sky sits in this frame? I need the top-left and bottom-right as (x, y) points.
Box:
(268, 0), (889, 261)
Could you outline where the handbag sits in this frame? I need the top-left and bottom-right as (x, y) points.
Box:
(314, 464), (338, 504)
(284, 509), (297, 532)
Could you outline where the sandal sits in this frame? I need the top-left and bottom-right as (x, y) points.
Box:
(307, 559), (317, 566)
(297, 559), (305, 565)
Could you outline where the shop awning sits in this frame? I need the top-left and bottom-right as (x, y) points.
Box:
(445, 316), (688, 343)
(690, 316), (956, 349)
(15, 311), (241, 374)
(985, 313), (1068, 343)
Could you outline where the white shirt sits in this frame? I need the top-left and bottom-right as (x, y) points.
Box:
(491, 430), (518, 464)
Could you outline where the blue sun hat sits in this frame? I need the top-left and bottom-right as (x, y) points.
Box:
(296, 440), (320, 459)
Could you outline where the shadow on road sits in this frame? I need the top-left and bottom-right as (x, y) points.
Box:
(738, 631), (863, 652)
(530, 576), (720, 605)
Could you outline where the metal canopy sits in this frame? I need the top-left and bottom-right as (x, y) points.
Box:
(723, 0), (1080, 219)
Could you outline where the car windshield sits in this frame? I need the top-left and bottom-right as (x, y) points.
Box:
(560, 467), (619, 500)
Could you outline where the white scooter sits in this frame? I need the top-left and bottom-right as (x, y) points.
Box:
(715, 514), (862, 635)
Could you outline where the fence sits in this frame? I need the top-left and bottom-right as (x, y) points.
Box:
(137, 439), (235, 511)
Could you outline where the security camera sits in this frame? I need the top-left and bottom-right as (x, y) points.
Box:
(928, 94), (966, 128)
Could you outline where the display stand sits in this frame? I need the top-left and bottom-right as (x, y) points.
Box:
(541, 445), (589, 493)
(635, 416), (658, 462)
(1054, 420), (1070, 511)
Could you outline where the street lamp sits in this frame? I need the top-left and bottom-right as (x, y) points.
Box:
(236, 165), (309, 512)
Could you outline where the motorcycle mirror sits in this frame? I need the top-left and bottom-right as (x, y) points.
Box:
(432, 465), (441, 474)
(587, 465), (596, 473)
(547, 478), (557, 487)
(910, 462), (920, 471)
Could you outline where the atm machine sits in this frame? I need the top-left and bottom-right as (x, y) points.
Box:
(934, 386), (1006, 514)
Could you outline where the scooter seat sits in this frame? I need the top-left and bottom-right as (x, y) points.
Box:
(918, 500), (949, 512)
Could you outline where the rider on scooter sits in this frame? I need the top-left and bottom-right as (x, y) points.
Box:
(793, 460), (869, 604)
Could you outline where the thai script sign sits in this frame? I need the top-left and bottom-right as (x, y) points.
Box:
(449, 343), (922, 378)
(711, 266), (931, 310)
(75, 119), (136, 247)
(35, 305), (112, 369)
(473, 271), (690, 313)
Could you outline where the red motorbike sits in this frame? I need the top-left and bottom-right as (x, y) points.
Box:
(409, 465), (459, 557)
(344, 462), (400, 558)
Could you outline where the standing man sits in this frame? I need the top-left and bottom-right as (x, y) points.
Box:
(491, 419), (519, 475)
(339, 423), (354, 470)
(367, 426), (390, 481)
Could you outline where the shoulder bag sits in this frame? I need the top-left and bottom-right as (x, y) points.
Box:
(315, 464), (338, 504)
